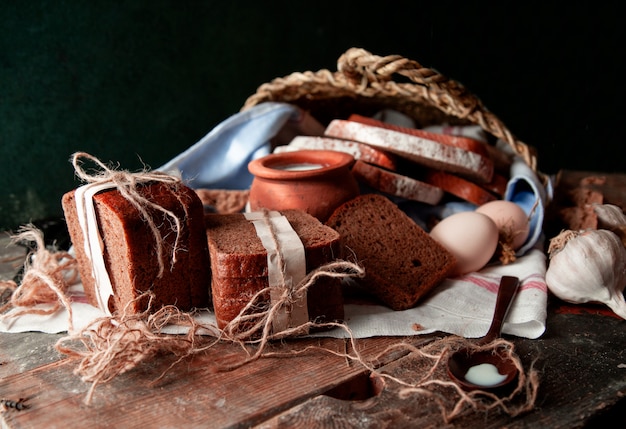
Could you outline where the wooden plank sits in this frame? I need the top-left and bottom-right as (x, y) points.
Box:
(0, 332), (64, 379)
(0, 336), (425, 428)
(255, 303), (626, 428)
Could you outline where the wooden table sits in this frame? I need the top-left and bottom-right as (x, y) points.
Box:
(1, 299), (625, 429)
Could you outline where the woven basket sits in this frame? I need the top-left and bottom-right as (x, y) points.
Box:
(242, 47), (544, 183)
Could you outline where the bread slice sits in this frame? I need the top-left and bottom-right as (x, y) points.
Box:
(481, 172), (509, 198)
(424, 170), (497, 206)
(325, 119), (494, 183)
(62, 181), (211, 315)
(205, 209), (344, 329)
(325, 194), (456, 310)
(348, 114), (492, 158)
(273, 135), (398, 171)
(351, 160), (444, 205)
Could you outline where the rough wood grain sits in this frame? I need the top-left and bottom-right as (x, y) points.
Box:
(0, 336), (421, 429)
(256, 301), (626, 429)
(2, 304), (625, 428)
(0, 332), (64, 378)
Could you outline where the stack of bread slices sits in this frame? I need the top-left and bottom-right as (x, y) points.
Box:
(275, 113), (512, 207)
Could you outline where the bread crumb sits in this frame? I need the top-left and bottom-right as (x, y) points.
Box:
(412, 323), (424, 331)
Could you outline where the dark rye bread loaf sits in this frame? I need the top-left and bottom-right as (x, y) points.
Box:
(205, 209), (344, 329)
(325, 194), (456, 310)
(194, 188), (250, 214)
(62, 181), (211, 315)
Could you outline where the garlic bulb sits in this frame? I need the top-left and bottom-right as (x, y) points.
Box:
(546, 229), (626, 319)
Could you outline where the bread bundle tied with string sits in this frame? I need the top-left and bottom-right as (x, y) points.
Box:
(206, 209), (364, 341)
(61, 152), (212, 316)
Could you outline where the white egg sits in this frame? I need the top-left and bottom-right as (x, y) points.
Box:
(476, 200), (530, 250)
(429, 211), (499, 276)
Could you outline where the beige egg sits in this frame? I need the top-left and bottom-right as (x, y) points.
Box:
(430, 211), (499, 276)
(476, 200), (530, 250)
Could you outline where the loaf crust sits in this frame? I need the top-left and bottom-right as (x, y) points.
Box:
(325, 194), (456, 310)
(62, 182), (211, 315)
(194, 188), (249, 214)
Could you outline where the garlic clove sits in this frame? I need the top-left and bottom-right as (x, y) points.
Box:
(546, 229), (626, 319)
(605, 289), (626, 319)
(593, 203), (626, 247)
(593, 203), (626, 227)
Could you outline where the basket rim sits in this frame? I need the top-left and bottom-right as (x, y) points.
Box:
(242, 47), (544, 183)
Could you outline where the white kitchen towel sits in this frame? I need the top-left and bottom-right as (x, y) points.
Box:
(319, 246), (548, 339)
(0, 246), (547, 339)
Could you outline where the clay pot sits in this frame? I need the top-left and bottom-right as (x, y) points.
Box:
(248, 150), (360, 222)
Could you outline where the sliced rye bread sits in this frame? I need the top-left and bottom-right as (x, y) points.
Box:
(205, 209), (345, 329)
(325, 119), (494, 184)
(347, 114), (510, 198)
(351, 160), (444, 205)
(62, 181), (211, 315)
(348, 113), (492, 158)
(424, 170), (497, 206)
(325, 193), (456, 310)
(482, 172), (509, 197)
(273, 135), (398, 171)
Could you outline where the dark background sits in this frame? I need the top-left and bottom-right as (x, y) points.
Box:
(1, 2), (624, 231)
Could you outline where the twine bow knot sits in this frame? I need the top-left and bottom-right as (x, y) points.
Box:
(71, 151), (184, 277)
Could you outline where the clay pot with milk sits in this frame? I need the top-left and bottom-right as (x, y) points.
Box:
(248, 150), (359, 222)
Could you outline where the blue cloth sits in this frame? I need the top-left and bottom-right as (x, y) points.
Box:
(159, 102), (299, 190)
(504, 154), (551, 255)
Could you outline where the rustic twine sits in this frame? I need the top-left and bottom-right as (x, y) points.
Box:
(53, 257), (364, 405)
(262, 334), (539, 422)
(71, 151), (186, 276)
(216, 260), (364, 366)
(55, 293), (220, 405)
(392, 337), (539, 422)
(0, 226), (78, 330)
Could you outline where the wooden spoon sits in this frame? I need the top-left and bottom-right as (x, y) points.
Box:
(447, 275), (521, 392)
